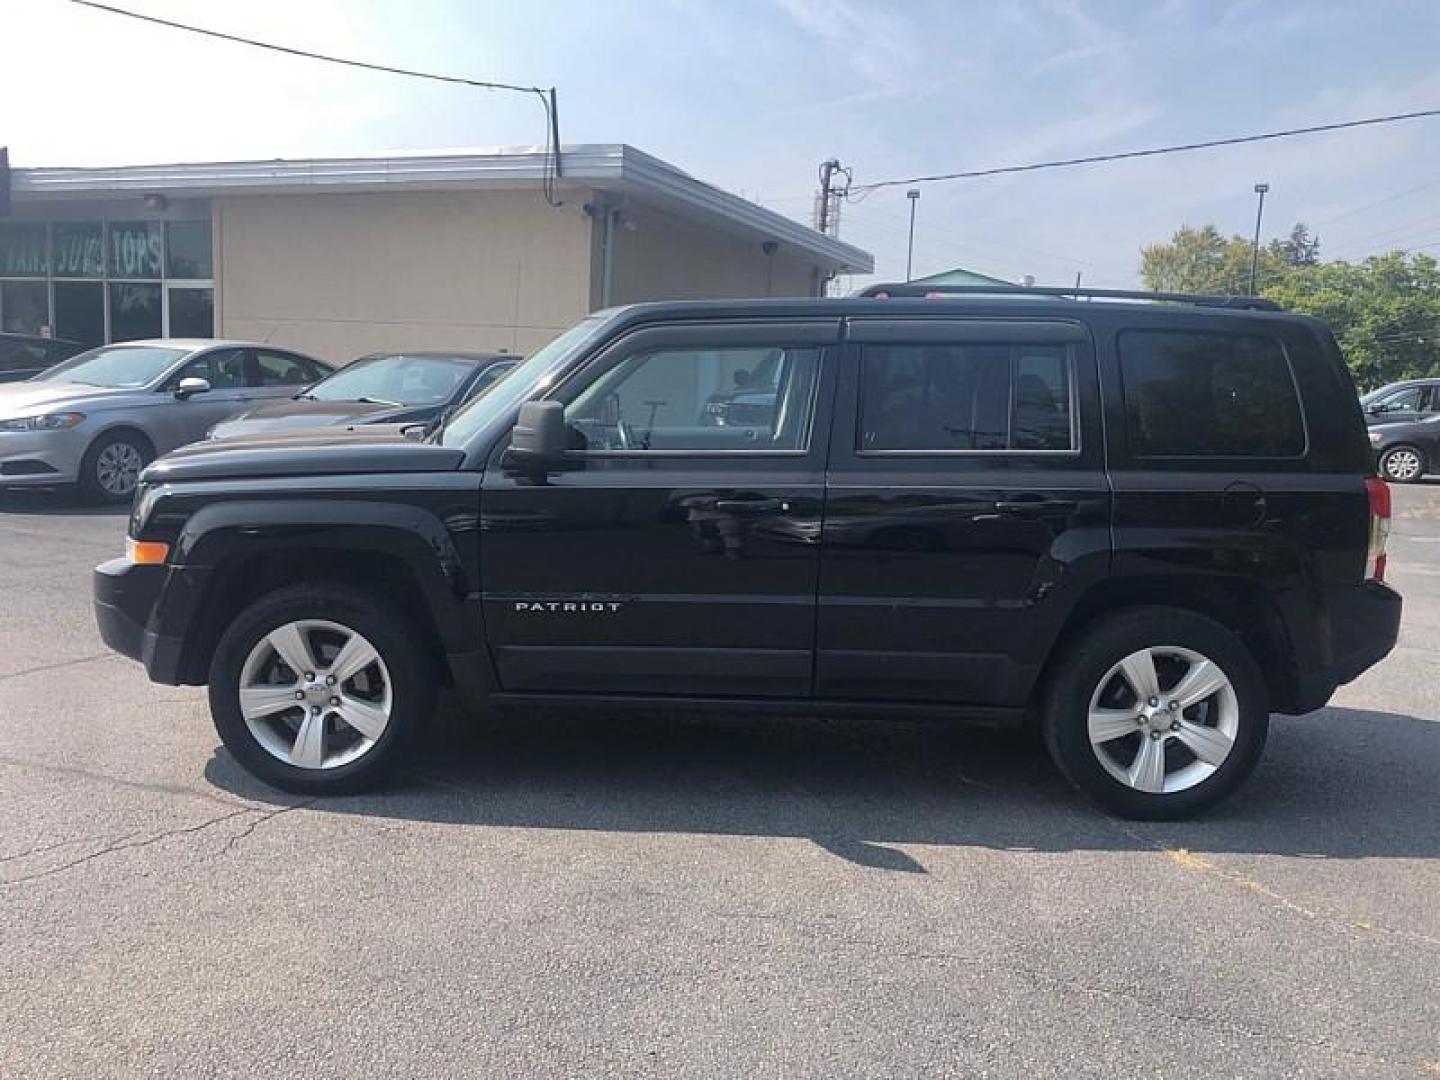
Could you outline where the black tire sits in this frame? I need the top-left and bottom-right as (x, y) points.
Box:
(1378, 444), (1426, 484)
(208, 584), (435, 795)
(1042, 607), (1269, 820)
(78, 430), (151, 504)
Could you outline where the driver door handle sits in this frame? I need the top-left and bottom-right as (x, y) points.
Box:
(714, 497), (788, 515)
(994, 497), (1077, 516)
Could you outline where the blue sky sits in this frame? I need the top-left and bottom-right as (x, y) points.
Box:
(9, 0), (1440, 286)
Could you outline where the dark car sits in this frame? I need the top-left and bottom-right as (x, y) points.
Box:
(208, 352), (517, 441)
(0, 332), (85, 383)
(1362, 378), (1440, 482)
(94, 284), (1399, 820)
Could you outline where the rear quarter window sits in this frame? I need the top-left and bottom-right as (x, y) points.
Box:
(1118, 330), (1305, 457)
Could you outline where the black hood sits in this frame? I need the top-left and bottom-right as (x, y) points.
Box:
(144, 424), (466, 483)
(209, 398), (434, 439)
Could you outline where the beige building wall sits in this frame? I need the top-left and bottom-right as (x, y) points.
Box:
(607, 202), (820, 305)
(215, 189), (593, 364)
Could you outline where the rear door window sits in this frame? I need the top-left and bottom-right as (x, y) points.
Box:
(1119, 330), (1305, 457)
(857, 341), (1074, 452)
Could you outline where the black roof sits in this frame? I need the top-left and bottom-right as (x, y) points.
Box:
(598, 292), (1309, 329)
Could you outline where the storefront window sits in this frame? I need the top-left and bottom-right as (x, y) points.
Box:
(167, 286), (214, 337)
(0, 223), (48, 277)
(5, 215), (211, 343)
(1, 282), (50, 335)
(109, 221), (164, 279)
(53, 222), (105, 277)
(109, 282), (163, 341)
(166, 221), (213, 278)
(55, 282), (105, 347)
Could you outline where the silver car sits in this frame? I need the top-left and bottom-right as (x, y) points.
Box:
(0, 339), (331, 502)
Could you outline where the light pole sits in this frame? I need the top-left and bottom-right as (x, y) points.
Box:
(1249, 182), (1269, 296)
(905, 188), (920, 281)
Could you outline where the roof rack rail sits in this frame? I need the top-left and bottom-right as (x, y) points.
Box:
(855, 283), (1282, 312)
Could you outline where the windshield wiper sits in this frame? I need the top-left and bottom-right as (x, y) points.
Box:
(354, 396), (402, 407)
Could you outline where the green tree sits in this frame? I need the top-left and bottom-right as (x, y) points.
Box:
(1278, 222), (1321, 267)
(1139, 223), (1287, 294)
(1140, 225), (1439, 388)
(1263, 252), (1440, 389)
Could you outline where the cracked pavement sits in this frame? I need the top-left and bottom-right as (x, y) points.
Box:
(1, 487), (1437, 1078)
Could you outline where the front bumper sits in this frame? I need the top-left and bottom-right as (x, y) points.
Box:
(93, 557), (187, 684)
(0, 428), (86, 485)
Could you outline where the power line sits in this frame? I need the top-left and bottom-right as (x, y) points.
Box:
(64, 0), (564, 205)
(66, 0), (542, 94)
(1312, 174), (1440, 228)
(850, 107), (1440, 194)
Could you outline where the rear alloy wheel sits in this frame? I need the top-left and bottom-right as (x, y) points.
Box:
(1044, 608), (1268, 819)
(79, 432), (150, 503)
(1086, 645), (1240, 795)
(1379, 445), (1425, 483)
(209, 585), (433, 794)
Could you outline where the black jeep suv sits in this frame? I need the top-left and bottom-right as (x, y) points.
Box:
(93, 286), (1401, 819)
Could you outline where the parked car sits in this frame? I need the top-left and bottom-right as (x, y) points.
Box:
(0, 332), (86, 383)
(0, 339), (330, 502)
(208, 352), (517, 441)
(94, 286), (1399, 819)
(1361, 377), (1440, 482)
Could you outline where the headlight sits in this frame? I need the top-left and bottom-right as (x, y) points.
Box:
(1368, 430), (1383, 444)
(0, 412), (86, 432)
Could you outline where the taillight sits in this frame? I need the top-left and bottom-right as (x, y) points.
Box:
(1365, 477), (1391, 581)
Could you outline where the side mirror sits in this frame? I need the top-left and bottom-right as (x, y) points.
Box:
(175, 377), (211, 400)
(503, 400), (568, 470)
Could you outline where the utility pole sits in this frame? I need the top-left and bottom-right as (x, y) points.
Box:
(905, 189), (921, 281)
(1249, 182), (1270, 296)
(815, 158), (849, 238)
(815, 158), (850, 296)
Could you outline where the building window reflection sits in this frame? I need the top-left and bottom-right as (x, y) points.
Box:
(0, 217), (212, 344)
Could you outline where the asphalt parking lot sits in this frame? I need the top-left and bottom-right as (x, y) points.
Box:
(1, 485), (1436, 1079)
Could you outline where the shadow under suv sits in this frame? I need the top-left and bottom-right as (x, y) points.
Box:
(93, 285), (1400, 819)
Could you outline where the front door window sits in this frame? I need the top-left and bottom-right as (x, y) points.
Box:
(565, 345), (821, 453)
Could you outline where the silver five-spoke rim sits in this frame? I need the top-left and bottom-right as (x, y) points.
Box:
(1385, 449), (1421, 481)
(96, 441), (144, 497)
(239, 619), (392, 770)
(1087, 645), (1239, 795)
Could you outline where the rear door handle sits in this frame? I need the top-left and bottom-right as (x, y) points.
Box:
(994, 497), (1077, 515)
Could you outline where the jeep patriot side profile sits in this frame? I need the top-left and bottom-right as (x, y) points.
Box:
(93, 287), (1401, 819)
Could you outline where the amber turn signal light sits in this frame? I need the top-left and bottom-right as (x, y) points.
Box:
(125, 539), (170, 565)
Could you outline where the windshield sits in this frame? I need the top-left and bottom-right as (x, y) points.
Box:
(438, 316), (610, 448)
(36, 345), (187, 388)
(308, 355), (480, 407)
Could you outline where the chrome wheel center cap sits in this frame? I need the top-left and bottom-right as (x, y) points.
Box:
(1142, 705), (1172, 732)
(303, 680), (330, 704)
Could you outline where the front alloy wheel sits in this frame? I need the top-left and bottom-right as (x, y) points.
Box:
(80, 432), (151, 503)
(239, 620), (393, 770)
(209, 585), (433, 794)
